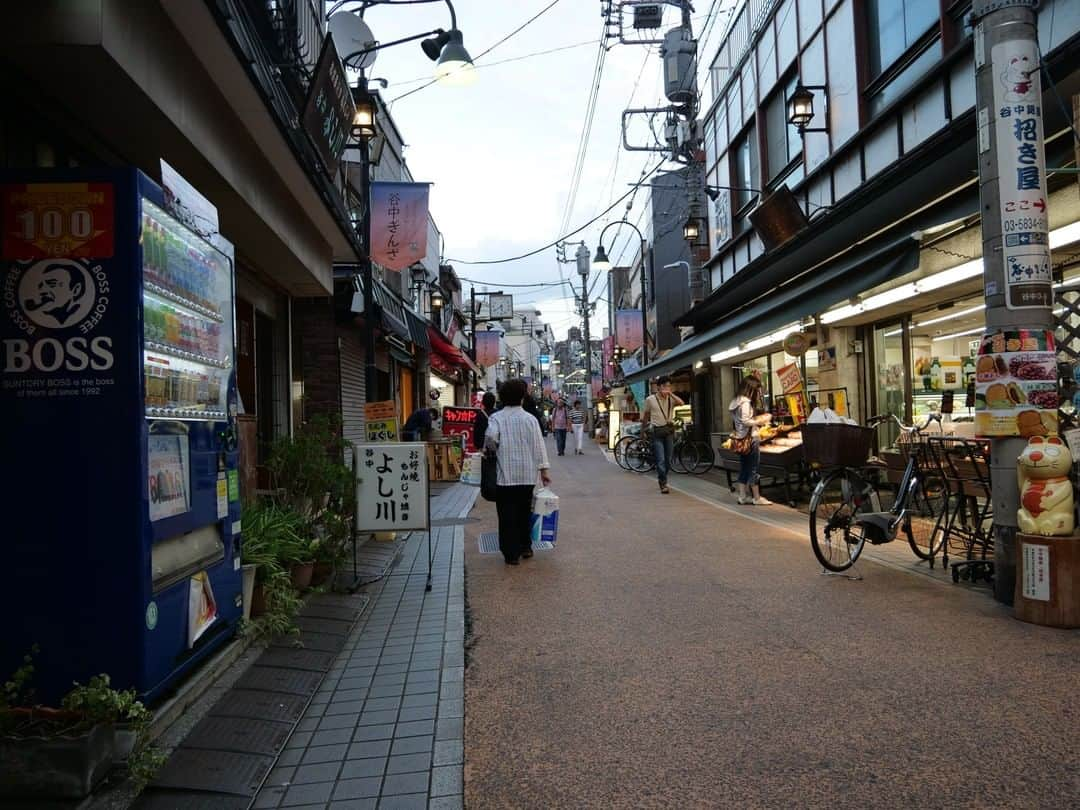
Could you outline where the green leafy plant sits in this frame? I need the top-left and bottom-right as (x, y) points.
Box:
(128, 744), (167, 789)
(61, 675), (150, 731)
(246, 568), (303, 640)
(266, 414), (354, 525)
(1, 644), (39, 714)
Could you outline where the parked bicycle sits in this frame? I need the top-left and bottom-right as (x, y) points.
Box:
(614, 420), (714, 475)
(807, 413), (947, 572)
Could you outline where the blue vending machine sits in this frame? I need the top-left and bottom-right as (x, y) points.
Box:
(1, 169), (242, 703)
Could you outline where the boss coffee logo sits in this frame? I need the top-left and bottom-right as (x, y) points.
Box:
(3, 258), (113, 373)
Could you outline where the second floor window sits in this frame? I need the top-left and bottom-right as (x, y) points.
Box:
(764, 76), (802, 183)
(867, 0), (939, 79)
(732, 125), (759, 213)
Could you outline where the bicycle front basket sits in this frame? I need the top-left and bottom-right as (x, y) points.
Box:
(802, 423), (875, 468)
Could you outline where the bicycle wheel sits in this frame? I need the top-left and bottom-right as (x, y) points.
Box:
(690, 440), (715, 474)
(809, 469), (873, 572)
(614, 435), (636, 470)
(625, 438), (655, 473)
(906, 477), (948, 560)
(671, 440), (698, 474)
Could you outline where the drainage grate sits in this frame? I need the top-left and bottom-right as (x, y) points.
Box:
(209, 689), (308, 723)
(235, 665), (323, 695)
(257, 647), (337, 672)
(150, 749), (272, 795)
(183, 716), (292, 756)
(478, 532), (554, 554)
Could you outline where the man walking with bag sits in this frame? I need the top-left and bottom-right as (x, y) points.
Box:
(642, 376), (683, 494)
(485, 379), (551, 565)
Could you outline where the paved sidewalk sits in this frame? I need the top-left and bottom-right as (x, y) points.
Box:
(252, 483), (477, 810)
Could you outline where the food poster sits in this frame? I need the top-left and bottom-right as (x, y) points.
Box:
(974, 329), (1058, 437)
(148, 434), (190, 521)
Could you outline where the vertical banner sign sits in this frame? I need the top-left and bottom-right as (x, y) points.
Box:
(991, 40), (1051, 309)
(301, 35), (355, 179)
(356, 443), (430, 531)
(602, 335), (614, 381)
(371, 182), (430, 271)
(542, 376), (552, 399)
(474, 330), (500, 368)
(591, 372), (603, 398)
(615, 309), (643, 352)
(2, 183), (118, 402)
(441, 405), (481, 450)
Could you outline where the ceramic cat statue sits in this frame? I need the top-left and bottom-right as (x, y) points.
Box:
(1017, 436), (1075, 536)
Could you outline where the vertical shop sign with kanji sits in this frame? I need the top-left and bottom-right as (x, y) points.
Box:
(356, 443), (430, 532)
(991, 40), (1051, 310)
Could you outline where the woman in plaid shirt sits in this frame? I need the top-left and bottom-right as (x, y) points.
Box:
(485, 379), (551, 565)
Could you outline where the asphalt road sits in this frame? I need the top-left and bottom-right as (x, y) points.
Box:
(462, 438), (1080, 809)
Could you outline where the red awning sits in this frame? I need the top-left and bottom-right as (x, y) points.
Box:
(427, 326), (480, 375)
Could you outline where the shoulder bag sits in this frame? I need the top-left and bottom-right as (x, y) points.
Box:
(480, 449), (499, 502)
(730, 401), (754, 455)
(652, 395), (675, 440)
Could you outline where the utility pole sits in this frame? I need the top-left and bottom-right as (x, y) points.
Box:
(576, 242), (593, 411)
(971, 0), (1052, 605)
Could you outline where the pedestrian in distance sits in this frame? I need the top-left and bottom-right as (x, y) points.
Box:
(474, 392), (496, 449)
(569, 399), (587, 454)
(642, 375), (684, 494)
(729, 375), (773, 505)
(485, 379), (551, 566)
(402, 406), (439, 442)
(552, 397), (569, 456)
(523, 392), (547, 436)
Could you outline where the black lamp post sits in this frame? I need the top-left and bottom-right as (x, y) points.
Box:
(335, 0), (474, 403)
(592, 220), (649, 366)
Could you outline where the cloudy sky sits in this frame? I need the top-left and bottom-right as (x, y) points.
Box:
(346, 0), (732, 339)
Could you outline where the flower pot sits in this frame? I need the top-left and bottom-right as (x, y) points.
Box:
(310, 561), (334, 588)
(290, 562), (314, 591)
(249, 583), (267, 617)
(113, 726), (138, 764)
(241, 563), (257, 621)
(0, 718), (116, 799)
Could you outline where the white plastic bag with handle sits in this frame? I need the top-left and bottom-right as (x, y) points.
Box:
(530, 487), (560, 546)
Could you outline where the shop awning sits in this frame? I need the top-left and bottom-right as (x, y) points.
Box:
(625, 234), (919, 384)
(406, 309), (431, 353)
(427, 326), (480, 375)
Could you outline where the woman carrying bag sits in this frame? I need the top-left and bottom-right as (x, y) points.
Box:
(729, 375), (772, 505)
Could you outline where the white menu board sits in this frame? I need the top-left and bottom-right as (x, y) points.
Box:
(355, 443), (429, 532)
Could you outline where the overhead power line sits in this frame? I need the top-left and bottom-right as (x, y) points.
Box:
(446, 160), (666, 265)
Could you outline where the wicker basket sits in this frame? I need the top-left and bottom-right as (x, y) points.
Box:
(802, 423), (875, 468)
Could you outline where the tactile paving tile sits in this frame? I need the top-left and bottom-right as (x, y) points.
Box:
(183, 715), (292, 755)
(235, 665), (323, 695)
(209, 688), (308, 723)
(478, 532), (554, 554)
(150, 748), (272, 795)
(258, 646), (337, 672)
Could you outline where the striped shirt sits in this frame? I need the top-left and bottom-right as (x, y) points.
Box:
(485, 406), (550, 486)
(569, 408), (586, 425)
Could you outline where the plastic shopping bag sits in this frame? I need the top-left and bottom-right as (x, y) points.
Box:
(530, 487), (559, 545)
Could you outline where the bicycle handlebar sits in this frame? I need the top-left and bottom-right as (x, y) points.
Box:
(867, 412), (941, 433)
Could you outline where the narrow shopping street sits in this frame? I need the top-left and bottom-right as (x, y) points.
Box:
(462, 440), (1080, 808)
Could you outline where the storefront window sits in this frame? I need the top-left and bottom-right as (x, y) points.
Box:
(873, 321), (907, 447)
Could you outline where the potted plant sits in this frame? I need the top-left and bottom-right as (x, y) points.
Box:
(0, 650), (120, 799)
